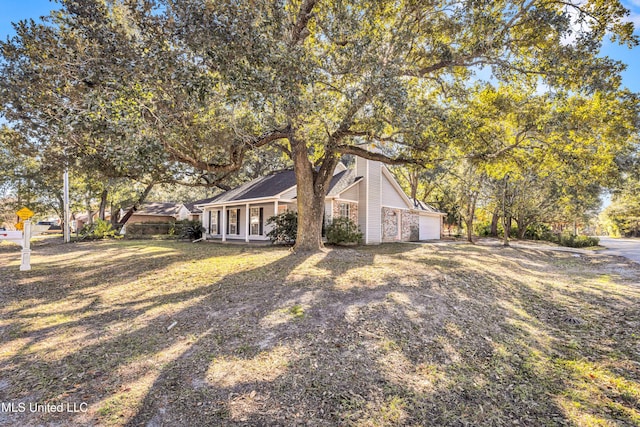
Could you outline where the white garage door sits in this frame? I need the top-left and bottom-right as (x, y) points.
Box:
(419, 215), (441, 240)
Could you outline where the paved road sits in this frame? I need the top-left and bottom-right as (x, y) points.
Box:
(599, 237), (640, 264)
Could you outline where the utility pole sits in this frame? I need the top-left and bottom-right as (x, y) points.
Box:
(63, 169), (70, 243)
(503, 174), (510, 247)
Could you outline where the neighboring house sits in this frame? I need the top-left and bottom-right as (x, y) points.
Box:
(122, 202), (190, 224)
(195, 157), (445, 244)
(74, 211), (111, 231)
(182, 201), (204, 221)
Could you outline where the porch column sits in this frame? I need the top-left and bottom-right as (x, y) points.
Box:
(202, 208), (207, 241)
(221, 205), (226, 242)
(245, 203), (250, 242)
(274, 200), (279, 216)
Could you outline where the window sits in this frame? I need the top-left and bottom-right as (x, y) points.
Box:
(210, 210), (217, 234)
(228, 209), (238, 235)
(339, 203), (350, 218)
(250, 207), (262, 235)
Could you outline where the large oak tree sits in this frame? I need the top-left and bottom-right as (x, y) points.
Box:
(1, 0), (637, 250)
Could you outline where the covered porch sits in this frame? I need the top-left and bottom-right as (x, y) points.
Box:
(200, 198), (294, 242)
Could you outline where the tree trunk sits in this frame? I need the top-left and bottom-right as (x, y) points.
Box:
(110, 202), (119, 227)
(98, 189), (108, 220)
(409, 170), (418, 202)
(86, 196), (93, 226)
(465, 192), (477, 243)
(119, 182), (155, 225)
(466, 217), (474, 243)
(490, 210), (499, 237)
(503, 216), (512, 246)
(515, 217), (527, 239)
(517, 224), (527, 240)
(502, 175), (509, 247)
(291, 139), (337, 252)
(56, 194), (64, 230)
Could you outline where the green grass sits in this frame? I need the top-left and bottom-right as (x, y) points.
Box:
(0, 239), (639, 426)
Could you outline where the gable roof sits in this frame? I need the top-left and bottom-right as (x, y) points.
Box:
(196, 170), (297, 206)
(184, 196), (221, 214)
(134, 202), (183, 217)
(183, 201), (202, 214)
(412, 199), (443, 213)
(327, 169), (363, 197)
(196, 168), (366, 207)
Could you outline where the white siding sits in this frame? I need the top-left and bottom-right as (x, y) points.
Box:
(381, 173), (411, 209)
(250, 203), (275, 240)
(356, 159), (368, 239)
(222, 204), (275, 241)
(368, 161), (382, 244)
(177, 206), (190, 220)
(340, 184), (359, 201)
(279, 187), (297, 199)
(356, 157), (383, 244)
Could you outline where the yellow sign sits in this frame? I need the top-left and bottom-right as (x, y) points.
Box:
(15, 222), (24, 231)
(16, 207), (34, 220)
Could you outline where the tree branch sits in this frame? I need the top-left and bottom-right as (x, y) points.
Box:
(334, 145), (421, 166)
(290, 0), (318, 45)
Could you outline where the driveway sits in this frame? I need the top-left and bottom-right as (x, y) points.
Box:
(599, 237), (640, 264)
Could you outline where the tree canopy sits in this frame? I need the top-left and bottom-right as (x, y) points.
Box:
(1, 0), (638, 249)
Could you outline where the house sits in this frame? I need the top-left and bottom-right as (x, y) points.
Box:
(195, 157), (445, 244)
(122, 202), (191, 224)
(182, 201), (205, 221)
(74, 211), (110, 231)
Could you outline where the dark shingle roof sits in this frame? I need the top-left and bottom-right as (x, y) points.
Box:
(327, 169), (362, 196)
(196, 168), (363, 207)
(184, 196), (222, 214)
(413, 199), (442, 213)
(135, 202), (182, 216)
(182, 201), (201, 214)
(200, 170), (297, 204)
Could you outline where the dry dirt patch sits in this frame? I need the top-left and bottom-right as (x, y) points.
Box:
(0, 240), (639, 426)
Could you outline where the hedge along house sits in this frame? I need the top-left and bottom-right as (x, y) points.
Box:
(195, 157), (445, 244)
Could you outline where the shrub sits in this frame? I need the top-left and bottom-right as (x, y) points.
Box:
(266, 211), (297, 244)
(524, 223), (551, 240)
(555, 233), (599, 248)
(174, 220), (206, 240)
(125, 222), (172, 236)
(80, 219), (121, 240)
(326, 217), (363, 245)
(541, 231), (599, 248)
(474, 222), (492, 237)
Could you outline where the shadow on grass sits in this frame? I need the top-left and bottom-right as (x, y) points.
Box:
(1, 240), (639, 426)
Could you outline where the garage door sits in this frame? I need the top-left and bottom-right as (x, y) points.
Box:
(419, 215), (441, 240)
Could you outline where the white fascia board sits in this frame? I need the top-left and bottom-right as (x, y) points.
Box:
(412, 210), (447, 217)
(198, 196), (281, 209)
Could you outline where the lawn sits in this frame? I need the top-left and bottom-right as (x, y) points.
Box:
(0, 239), (639, 426)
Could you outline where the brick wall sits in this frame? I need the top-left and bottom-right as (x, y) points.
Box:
(332, 201), (358, 224)
(382, 207), (419, 242)
(402, 210), (419, 241)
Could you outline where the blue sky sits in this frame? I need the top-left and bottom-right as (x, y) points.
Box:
(1, 0), (639, 92)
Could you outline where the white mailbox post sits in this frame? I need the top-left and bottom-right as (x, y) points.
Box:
(20, 220), (31, 271)
(0, 220), (32, 271)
